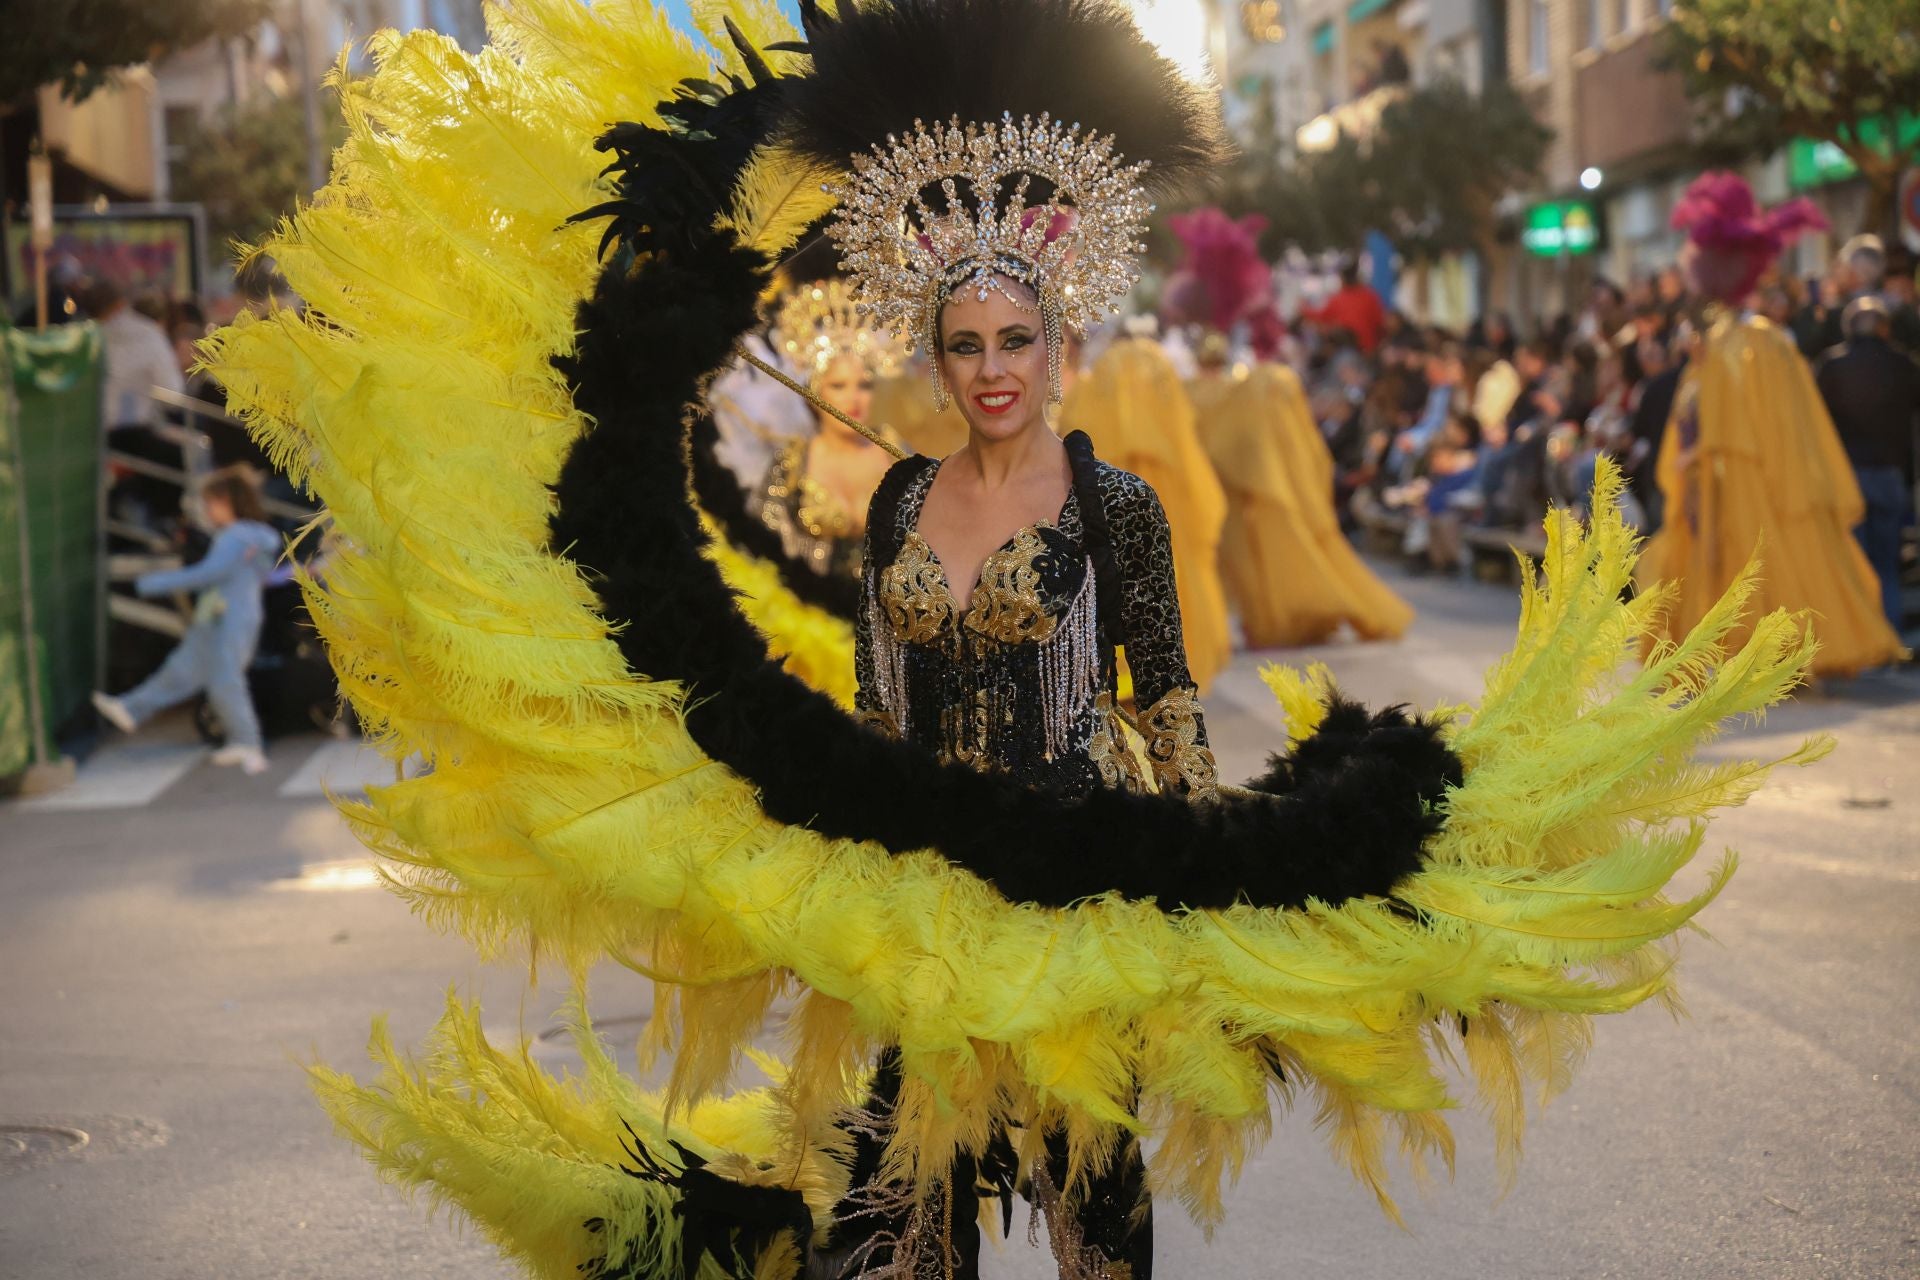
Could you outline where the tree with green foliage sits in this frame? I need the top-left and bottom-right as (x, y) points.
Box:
(1662, 0), (1920, 237)
(1223, 79), (1551, 268)
(0, 0), (269, 107)
(171, 92), (334, 254)
(1367, 80), (1552, 262)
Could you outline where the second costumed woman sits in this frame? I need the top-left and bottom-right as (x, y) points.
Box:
(750, 279), (906, 581)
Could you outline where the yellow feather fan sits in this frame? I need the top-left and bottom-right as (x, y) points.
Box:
(702, 523), (858, 706)
(206, 2), (1826, 1273)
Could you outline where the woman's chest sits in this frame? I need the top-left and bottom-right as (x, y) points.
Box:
(881, 521), (1088, 648)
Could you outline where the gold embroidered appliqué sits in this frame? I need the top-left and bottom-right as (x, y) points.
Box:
(964, 524), (1060, 644)
(879, 531), (957, 645)
(1141, 686), (1217, 799)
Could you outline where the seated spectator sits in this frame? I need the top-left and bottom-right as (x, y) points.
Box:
(1506, 338), (1554, 432)
(1562, 340), (1601, 426)
(1420, 413), (1486, 572)
(1468, 310), (1516, 361)
(1480, 367), (1566, 529)
(1617, 299), (1668, 385)
(1581, 278), (1628, 344)
(1465, 348), (1517, 443)
(1755, 283), (1795, 327)
(1388, 343), (1463, 481)
(1625, 331), (1683, 531)
(1655, 264), (1687, 322)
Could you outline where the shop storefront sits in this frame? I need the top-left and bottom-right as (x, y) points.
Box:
(1500, 194), (1602, 325)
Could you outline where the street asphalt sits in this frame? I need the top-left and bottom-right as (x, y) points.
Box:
(3, 563), (1916, 1279)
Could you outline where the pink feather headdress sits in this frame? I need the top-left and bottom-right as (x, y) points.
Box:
(1670, 171), (1827, 304)
(1160, 207), (1275, 337)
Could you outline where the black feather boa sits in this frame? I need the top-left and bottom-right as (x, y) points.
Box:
(779, 0), (1231, 196)
(549, 236), (1461, 912)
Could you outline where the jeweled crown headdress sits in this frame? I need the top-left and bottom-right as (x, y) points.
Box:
(780, 0), (1231, 410)
(773, 279), (908, 381)
(827, 112), (1152, 407)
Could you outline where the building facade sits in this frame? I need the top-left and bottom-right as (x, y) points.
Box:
(4, 0), (487, 308)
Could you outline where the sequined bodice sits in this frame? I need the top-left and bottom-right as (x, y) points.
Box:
(752, 440), (863, 579)
(856, 451), (1216, 799)
(881, 520), (1089, 647)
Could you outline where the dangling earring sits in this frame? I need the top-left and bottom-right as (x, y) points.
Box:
(1043, 297), (1065, 405)
(925, 310), (949, 412)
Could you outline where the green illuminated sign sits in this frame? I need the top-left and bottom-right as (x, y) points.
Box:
(1522, 200), (1599, 256)
(1788, 113), (1920, 190)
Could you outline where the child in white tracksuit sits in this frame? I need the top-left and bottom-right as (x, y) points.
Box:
(94, 468), (282, 774)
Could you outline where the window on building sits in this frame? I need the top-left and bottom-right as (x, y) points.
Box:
(1616, 0), (1632, 33)
(1529, 0), (1550, 74)
(1655, 0), (1673, 15)
(163, 105), (200, 198)
(1587, 0), (1604, 48)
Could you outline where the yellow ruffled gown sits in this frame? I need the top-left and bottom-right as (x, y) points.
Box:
(1639, 314), (1904, 677)
(1183, 370), (1238, 449)
(1061, 337), (1232, 692)
(1203, 363), (1412, 647)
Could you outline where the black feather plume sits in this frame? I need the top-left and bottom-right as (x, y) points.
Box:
(778, 0), (1231, 196)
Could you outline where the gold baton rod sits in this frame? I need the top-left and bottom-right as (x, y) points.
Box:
(733, 343), (908, 460)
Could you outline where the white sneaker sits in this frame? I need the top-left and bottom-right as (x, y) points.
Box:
(211, 745), (270, 775)
(92, 692), (137, 734)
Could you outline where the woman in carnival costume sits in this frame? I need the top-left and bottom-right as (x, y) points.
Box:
(1163, 207), (1412, 649)
(204, 1), (1830, 1277)
(748, 279), (907, 582)
(1638, 172), (1905, 677)
(1162, 208), (1268, 439)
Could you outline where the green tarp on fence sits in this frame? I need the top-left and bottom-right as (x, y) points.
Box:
(1, 323), (103, 776)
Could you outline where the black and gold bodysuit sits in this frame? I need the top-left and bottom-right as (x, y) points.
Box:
(750, 438), (864, 579)
(836, 431), (1214, 1279)
(854, 433), (1217, 801)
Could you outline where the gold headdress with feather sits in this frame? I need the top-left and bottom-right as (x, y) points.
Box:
(772, 278), (907, 381)
(780, 0), (1233, 409)
(826, 113), (1151, 405)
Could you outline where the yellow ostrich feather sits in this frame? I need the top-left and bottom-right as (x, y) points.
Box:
(204, 1), (1829, 1269)
(722, 147), (841, 257)
(311, 991), (846, 1280)
(701, 523), (858, 705)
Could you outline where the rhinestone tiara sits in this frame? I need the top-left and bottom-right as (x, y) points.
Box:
(772, 278), (908, 380)
(824, 111), (1154, 353)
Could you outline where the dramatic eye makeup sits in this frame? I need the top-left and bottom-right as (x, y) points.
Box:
(942, 326), (1034, 357)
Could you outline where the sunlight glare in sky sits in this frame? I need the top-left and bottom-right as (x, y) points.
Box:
(1127, 0), (1214, 78)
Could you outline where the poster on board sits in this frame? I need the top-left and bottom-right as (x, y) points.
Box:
(4, 204), (206, 322)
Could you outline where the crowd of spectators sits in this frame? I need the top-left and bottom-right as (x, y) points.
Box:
(1290, 237), (1920, 582)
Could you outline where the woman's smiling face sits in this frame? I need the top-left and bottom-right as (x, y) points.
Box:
(812, 354), (874, 428)
(937, 277), (1049, 441)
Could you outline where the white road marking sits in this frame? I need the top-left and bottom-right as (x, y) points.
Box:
(277, 739), (397, 798)
(266, 859), (384, 892)
(12, 741), (208, 812)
